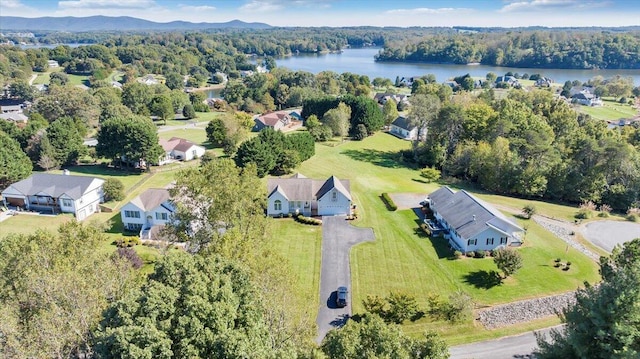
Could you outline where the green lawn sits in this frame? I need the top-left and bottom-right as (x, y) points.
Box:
(270, 218), (323, 324)
(284, 132), (601, 343)
(576, 98), (637, 122)
(50, 166), (145, 193)
(0, 213), (74, 238)
(32, 72), (51, 85)
(158, 128), (209, 146)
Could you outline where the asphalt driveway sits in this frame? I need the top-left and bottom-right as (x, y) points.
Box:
(316, 215), (375, 344)
(581, 220), (640, 252)
(449, 326), (560, 359)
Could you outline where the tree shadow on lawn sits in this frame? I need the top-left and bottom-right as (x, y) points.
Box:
(463, 270), (503, 289)
(67, 164), (143, 178)
(341, 149), (414, 169)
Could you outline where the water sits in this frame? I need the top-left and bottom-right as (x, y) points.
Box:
(276, 47), (640, 85)
(18, 43), (85, 49)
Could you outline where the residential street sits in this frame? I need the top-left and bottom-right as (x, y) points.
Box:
(315, 216), (375, 344)
(449, 326), (561, 359)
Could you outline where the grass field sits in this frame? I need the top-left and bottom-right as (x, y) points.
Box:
(287, 132), (601, 343)
(270, 218), (323, 324)
(576, 98), (638, 121)
(158, 128), (209, 145)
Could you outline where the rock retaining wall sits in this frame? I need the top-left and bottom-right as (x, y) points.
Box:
(478, 292), (576, 329)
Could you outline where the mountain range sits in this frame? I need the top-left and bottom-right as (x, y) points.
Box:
(0, 16), (272, 32)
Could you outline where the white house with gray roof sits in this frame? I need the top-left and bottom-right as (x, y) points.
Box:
(425, 186), (524, 253)
(1, 173), (104, 220)
(390, 116), (424, 140)
(267, 173), (351, 217)
(120, 188), (175, 239)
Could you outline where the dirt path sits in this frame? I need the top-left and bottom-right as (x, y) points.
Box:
(28, 74), (37, 85)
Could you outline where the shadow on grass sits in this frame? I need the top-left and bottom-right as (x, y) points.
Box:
(341, 149), (413, 169)
(463, 270), (503, 289)
(412, 178), (429, 184)
(66, 164), (142, 178)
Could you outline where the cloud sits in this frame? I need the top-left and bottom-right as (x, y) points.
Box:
(1, 0), (24, 9)
(58, 0), (156, 9)
(385, 7), (473, 15)
(178, 4), (216, 12)
(499, 0), (608, 13)
(239, 0), (334, 12)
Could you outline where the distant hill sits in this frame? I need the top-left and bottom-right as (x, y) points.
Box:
(0, 16), (272, 32)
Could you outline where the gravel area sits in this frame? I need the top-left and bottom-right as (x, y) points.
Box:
(533, 216), (600, 260)
(478, 292), (576, 329)
(388, 193), (427, 210)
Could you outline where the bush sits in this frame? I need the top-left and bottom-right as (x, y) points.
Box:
(381, 193), (397, 211)
(454, 250), (462, 259)
(555, 258), (562, 263)
(115, 247), (143, 269)
(626, 214), (638, 222)
(575, 209), (592, 219)
(522, 204), (537, 219)
(419, 167), (441, 183)
(475, 250), (486, 258)
(114, 237), (141, 248)
(554, 262), (562, 268)
(466, 251), (475, 258)
(103, 178), (125, 201)
(420, 223), (432, 236)
(295, 214), (322, 225)
(566, 261), (572, 266)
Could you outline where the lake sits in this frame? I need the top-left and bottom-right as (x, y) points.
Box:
(276, 47), (640, 85)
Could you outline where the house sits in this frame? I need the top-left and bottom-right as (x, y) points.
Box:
(0, 99), (25, 114)
(267, 173), (351, 217)
(571, 91), (603, 106)
(159, 137), (206, 164)
(254, 111), (292, 131)
(120, 188), (175, 239)
(47, 60), (59, 68)
(137, 75), (163, 86)
(535, 77), (553, 87)
(389, 116), (424, 140)
(424, 186), (524, 253)
(495, 75), (519, 87)
(1, 172), (104, 221)
(0, 112), (28, 123)
(373, 93), (410, 106)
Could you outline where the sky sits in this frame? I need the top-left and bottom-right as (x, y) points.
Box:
(1, 0), (639, 27)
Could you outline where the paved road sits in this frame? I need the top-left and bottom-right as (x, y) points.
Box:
(581, 220), (640, 252)
(316, 216), (375, 344)
(449, 326), (561, 359)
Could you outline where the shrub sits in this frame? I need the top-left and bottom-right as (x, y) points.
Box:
(419, 167), (441, 183)
(626, 214), (638, 222)
(114, 237), (141, 248)
(381, 193), (397, 211)
(555, 258), (562, 263)
(103, 178), (125, 202)
(115, 247), (143, 269)
(453, 250), (462, 259)
(563, 266), (571, 271)
(575, 209), (592, 219)
(295, 215), (322, 225)
(566, 261), (572, 266)
(419, 223), (432, 236)
(475, 250), (486, 258)
(522, 204), (537, 219)
(465, 251), (475, 258)
(554, 262), (562, 268)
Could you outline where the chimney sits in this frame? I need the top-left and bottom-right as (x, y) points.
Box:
(472, 215), (476, 221)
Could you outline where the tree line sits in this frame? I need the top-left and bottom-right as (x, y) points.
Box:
(375, 30), (640, 69)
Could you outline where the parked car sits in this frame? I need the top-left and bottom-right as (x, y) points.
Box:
(336, 286), (348, 307)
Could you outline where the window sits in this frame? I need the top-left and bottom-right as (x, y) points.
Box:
(62, 198), (73, 207)
(128, 223), (143, 230)
(487, 238), (494, 245)
(156, 212), (168, 220)
(332, 191), (337, 202)
(500, 237), (508, 244)
(274, 200), (282, 211)
(467, 239), (477, 246)
(124, 210), (141, 218)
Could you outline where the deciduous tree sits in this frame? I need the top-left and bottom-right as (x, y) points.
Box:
(0, 131), (32, 189)
(493, 248), (523, 278)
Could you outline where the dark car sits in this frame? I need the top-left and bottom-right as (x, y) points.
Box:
(336, 286), (348, 307)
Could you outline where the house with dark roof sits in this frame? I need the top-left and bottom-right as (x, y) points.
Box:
(120, 188), (175, 239)
(424, 186), (524, 253)
(267, 173), (351, 216)
(373, 93), (410, 106)
(389, 116), (424, 140)
(158, 137), (206, 164)
(1, 172), (104, 220)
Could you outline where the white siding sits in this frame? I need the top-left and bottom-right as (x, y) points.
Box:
(120, 203), (145, 230)
(267, 191), (289, 216)
(73, 182), (104, 220)
(317, 189), (351, 216)
(462, 227), (510, 252)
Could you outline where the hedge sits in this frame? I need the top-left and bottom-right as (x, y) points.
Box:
(381, 193), (397, 211)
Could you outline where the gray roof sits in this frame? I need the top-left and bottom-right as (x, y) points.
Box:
(3, 173), (103, 200)
(428, 186), (523, 240)
(391, 116), (415, 131)
(130, 188), (173, 212)
(267, 174), (351, 201)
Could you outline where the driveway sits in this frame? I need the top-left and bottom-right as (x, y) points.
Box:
(316, 216), (375, 344)
(581, 220), (640, 252)
(449, 326), (561, 359)
(388, 193), (426, 210)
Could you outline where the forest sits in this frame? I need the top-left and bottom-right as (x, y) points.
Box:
(375, 30), (640, 69)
